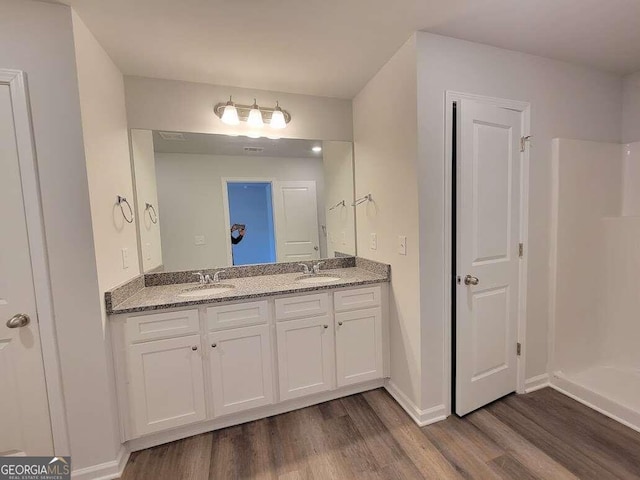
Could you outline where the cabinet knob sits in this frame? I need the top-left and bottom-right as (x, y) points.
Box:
(323, 324), (328, 329)
(338, 321), (343, 326)
(191, 346), (198, 351)
(211, 343), (217, 348)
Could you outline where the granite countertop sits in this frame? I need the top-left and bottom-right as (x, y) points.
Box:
(109, 267), (388, 315)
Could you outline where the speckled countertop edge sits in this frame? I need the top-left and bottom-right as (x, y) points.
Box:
(108, 267), (388, 315)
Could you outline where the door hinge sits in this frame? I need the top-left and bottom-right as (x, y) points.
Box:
(520, 135), (532, 153)
(518, 243), (524, 258)
(517, 342), (522, 356)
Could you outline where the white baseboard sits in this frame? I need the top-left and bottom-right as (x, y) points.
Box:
(524, 373), (550, 393)
(384, 380), (447, 427)
(550, 373), (640, 434)
(71, 445), (130, 480)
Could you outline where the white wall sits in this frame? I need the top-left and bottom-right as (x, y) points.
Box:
(550, 139), (622, 373)
(0, 0), (121, 472)
(415, 32), (622, 410)
(124, 76), (353, 141)
(131, 129), (163, 272)
(73, 12), (141, 315)
(353, 37), (422, 407)
(155, 152), (326, 271)
(322, 141), (356, 256)
(622, 72), (640, 143)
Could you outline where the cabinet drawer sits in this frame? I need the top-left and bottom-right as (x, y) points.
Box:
(275, 293), (329, 321)
(334, 287), (381, 312)
(206, 300), (268, 331)
(126, 309), (199, 343)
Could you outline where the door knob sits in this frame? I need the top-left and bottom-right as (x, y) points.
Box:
(464, 275), (479, 286)
(6, 313), (30, 329)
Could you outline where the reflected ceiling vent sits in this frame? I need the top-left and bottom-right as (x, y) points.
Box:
(158, 131), (186, 141)
(243, 146), (264, 153)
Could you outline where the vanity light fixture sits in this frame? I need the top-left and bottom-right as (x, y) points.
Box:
(247, 99), (264, 128)
(214, 98), (291, 130)
(220, 97), (240, 126)
(270, 101), (287, 129)
(312, 145), (322, 153)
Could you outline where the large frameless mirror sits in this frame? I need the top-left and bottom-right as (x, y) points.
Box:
(130, 129), (356, 273)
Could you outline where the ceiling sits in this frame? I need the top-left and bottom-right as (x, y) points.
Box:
(152, 131), (323, 159)
(59, 0), (640, 99)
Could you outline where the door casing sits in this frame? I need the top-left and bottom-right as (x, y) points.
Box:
(444, 91), (531, 416)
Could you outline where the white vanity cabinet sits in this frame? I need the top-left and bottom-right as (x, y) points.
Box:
(334, 287), (384, 387)
(206, 301), (274, 416)
(335, 307), (383, 386)
(124, 309), (206, 436)
(111, 283), (388, 448)
(275, 294), (335, 400)
(276, 314), (335, 400)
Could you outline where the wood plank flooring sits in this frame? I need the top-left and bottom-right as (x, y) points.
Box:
(119, 388), (640, 479)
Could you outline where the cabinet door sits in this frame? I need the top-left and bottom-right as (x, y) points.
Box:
(335, 307), (383, 387)
(209, 325), (274, 416)
(128, 334), (206, 436)
(276, 315), (334, 400)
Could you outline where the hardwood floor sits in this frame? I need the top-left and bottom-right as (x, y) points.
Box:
(120, 388), (640, 479)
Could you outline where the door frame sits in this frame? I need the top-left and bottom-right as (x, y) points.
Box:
(444, 91), (531, 415)
(1, 69), (70, 453)
(221, 177), (278, 265)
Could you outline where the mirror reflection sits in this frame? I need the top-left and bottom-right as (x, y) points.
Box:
(130, 130), (356, 272)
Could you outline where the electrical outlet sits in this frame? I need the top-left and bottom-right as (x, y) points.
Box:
(121, 248), (129, 269)
(145, 243), (152, 260)
(398, 235), (407, 255)
(370, 233), (377, 250)
(341, 231), (346, 245)
(194, 235), (206, 246)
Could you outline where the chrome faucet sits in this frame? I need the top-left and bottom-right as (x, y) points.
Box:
(213, 270), (226, 283)
(193, 272), (206, 284)
(312, 261), (325, 274)
(298, 264), (311, 275)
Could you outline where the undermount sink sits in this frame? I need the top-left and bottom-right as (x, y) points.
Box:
(295, 274), (341, 284)
(178, 284), (235, 297)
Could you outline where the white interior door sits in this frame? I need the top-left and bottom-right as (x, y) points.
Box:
(456, 99), (522, 416)
(0, 83), (53, 455)
(274, 181), (320, 262)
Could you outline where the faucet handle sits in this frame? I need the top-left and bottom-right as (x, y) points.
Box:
(298, 264), (310, 274)
(313, 261), (325, 274)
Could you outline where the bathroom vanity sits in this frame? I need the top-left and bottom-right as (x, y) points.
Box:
(106, 258), (390, 451)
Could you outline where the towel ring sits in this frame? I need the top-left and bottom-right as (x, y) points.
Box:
(117, 195), (134, 224)
(145, 202), (158, 224)
(352, 193), (372, 207)
(329, 200), (346, 211)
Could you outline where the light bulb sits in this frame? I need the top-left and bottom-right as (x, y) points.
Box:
(270, 102), (287, 129)
(247, 99), (264, 128)
(220, 97), (239, 126)
(312, 146), (322, 153)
